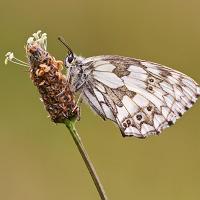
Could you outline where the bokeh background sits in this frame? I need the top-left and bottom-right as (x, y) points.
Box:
(1, 0), (200, 199)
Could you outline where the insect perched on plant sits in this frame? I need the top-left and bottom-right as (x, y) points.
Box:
(58, 37), (200, 138)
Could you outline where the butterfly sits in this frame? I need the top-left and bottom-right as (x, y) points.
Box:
(58, 37), (200, 138)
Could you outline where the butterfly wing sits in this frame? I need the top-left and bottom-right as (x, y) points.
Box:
(80, 55), (200, 138)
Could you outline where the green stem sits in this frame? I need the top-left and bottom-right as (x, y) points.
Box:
(64, 119), (108, 200)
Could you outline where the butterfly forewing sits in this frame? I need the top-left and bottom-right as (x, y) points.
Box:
(74, 55), (200, 138)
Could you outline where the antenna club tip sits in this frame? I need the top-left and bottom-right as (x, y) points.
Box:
(57, 36), (66, 44)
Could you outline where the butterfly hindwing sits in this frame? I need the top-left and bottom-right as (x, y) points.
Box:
(78, 55), (200, 138)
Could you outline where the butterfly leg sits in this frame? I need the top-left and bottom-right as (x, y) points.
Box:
(72, 105), (81, 121)
(66, 66), (72, 83)
(73, 92), (83, 111)
(56, 88), (66, 97)
(70, 92), (83, 121)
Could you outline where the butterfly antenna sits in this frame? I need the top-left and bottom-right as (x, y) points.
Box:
(58, 36), (74, 57)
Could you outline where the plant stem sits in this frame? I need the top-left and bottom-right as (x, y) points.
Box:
(64, 119), (108, 200)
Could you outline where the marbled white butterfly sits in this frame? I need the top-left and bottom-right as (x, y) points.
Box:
(58, 37), (200, 138)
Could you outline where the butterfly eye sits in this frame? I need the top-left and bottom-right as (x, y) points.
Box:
(64, 54), (74, 67)
(68, 55), (74, 63)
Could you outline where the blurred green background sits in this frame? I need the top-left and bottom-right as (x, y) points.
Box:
(1, 0), (200, 199)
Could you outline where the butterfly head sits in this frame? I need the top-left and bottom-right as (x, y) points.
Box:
(57, 36), (76, 67)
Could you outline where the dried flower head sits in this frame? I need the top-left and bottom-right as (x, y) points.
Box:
(5, 31), (79, 123)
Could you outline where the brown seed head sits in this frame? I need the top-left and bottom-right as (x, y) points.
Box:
(26, 32), (79, 123)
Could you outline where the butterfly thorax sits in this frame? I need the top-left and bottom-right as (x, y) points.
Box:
(67, 55), (93, 92)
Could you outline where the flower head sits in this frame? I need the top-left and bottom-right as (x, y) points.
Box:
(27, 30), (47, 52)
(5, 30), (79, 122)
(26, 31), (79, 122)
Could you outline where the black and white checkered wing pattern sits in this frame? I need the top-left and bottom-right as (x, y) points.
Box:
(80, 56), (200, 138)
